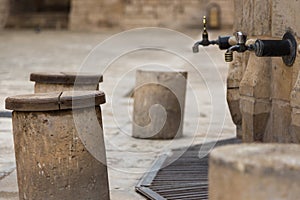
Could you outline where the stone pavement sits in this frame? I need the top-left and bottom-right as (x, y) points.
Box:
(0, 29), (235, 199)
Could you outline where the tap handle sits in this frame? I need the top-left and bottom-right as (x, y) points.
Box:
(235, 32), (247, 44)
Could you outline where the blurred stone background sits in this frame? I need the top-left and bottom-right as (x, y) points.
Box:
(0, 0), (234, 31)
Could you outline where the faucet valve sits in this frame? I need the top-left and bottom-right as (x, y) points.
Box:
(224, 31), (249, 62)
(225, 51), (233, 62)
(225, 31), (297, 67)
(193, 16), (225, 53)
(193, 16), (237, 53)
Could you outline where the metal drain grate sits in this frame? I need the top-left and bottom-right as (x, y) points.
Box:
(136, 138), (241, 200)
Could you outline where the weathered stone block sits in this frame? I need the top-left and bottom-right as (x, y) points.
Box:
(294, 1), (300, 37)
(240, 97), (271, 115)
(242, 112), (269, 142)
(227, 88), (242, 139)
(240, 96), (270, 142)
(241, 0), (254, 35)
(0, 0), (9, 29)
(253, 0), (271, 36)
(209, 144), (300, 200)
(271, 57), (293, 101)
(291, 108), (300, 127)
(291, 72), (300, 109)
(272, 0), (297, 37)
(241, 51), (250, 72)
(233, 0), (243, 31)
(264, 100), (292, 143)
(290, 108), (300, 142)
(236, 125), (242, 139)
(239, 55), (271, 98)
(227, 53), (243, 88)
(230, 0), (300, 144)
(292, 55), (300, 87)
(227, 89), (241, 125)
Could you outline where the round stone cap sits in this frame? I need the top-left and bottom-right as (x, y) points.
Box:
(5, 91), (105, 111)
(30, 72), (103, 84)
(210, 144), (300, 177)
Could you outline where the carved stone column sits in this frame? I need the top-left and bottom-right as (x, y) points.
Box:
(239, 55), (271, 142)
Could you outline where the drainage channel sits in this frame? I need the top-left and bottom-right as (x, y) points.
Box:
(136, 138), (241, 200)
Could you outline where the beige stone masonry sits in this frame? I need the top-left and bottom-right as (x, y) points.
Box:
(238, 54), (271, 141)
(226, 89), (242, 138)
(240, 0), (254, 35)
(253, 0), (272, 36)
(240, 97), (270, 142)
(227, 54), (243, 88)
(290, 108), (300, 142)
(0, 0), (9, 29)
(291, 70), (300, 109)
(272, 0), (297, 37)
(271, 57), (293, 101)
(227, 53), (243, 138)
(209, 144), (300, 200)
(227, 0), (300, 143)
(239, 55), (271, 98)
(69, 0), (234, 30)
(264, 99), (292, 142)
(290, 67), (300, 143)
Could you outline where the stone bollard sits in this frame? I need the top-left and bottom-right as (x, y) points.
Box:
(132, 69), (187, 139)
(209, 144), (300, 200)
(30, 72), (103, 93)
(5, 91), (110, 200)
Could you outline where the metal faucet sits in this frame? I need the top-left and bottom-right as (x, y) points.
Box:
(224, 32), (254, 62)
(193, 16), (217, 53)
(192, 16), (297, 67)
(224, 31), (297, 66)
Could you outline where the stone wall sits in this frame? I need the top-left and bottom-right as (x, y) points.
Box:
(2, 0), (233, 30)
(227, 0), (300, 143)
(0, 0), (9, 29)
(69, 0), (234, 31)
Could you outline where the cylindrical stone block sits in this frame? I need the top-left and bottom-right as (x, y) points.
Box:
(132, 69), (187, 139)
(5, 91), (110, 200)
(209, 144), (300, 200)
(30, 72), (103, 93)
